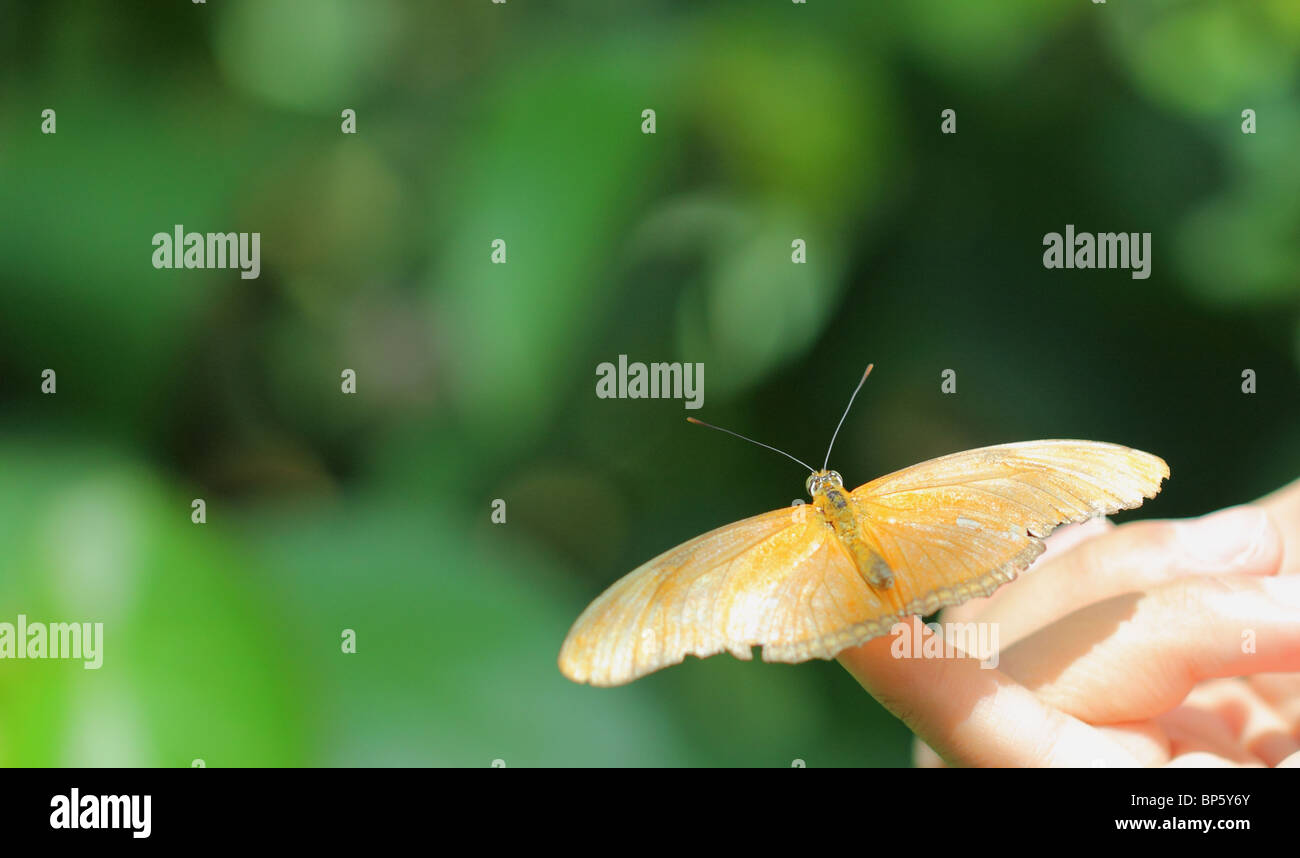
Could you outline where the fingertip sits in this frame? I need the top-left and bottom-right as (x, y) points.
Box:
(1177, 506), (1283, 576)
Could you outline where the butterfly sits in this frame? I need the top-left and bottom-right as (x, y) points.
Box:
(558, 365), (1169, 687)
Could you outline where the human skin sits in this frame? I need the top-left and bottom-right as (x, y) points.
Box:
(837, 478), (1300, 767)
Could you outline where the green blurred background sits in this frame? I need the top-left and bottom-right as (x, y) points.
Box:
(1, 0), (1298, 766)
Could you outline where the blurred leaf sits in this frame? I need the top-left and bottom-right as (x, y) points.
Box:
(429, 40), (672, 452)
(892, 0), (1073, 83)
(1106, 1), (1299, 116)
(666, 199), (847, 397)
(0, 445), (308, 765)
(214, 0), (401, 112)
(241, 499), (692, 766)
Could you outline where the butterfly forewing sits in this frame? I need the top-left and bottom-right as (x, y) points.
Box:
(854, 440), (1169, 527)
(842, 439), (1169, 628)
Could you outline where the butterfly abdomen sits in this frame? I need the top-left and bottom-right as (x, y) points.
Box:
(813, 486), (895, 589)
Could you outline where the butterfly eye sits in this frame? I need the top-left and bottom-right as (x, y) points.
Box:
(806, 471), (844, 495)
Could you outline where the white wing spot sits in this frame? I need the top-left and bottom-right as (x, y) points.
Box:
(956, 517), (981, 530)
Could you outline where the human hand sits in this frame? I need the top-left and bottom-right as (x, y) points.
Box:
(836, 478), (1300, 767)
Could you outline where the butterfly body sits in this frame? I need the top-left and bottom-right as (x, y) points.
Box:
(809, 470), (896, 588)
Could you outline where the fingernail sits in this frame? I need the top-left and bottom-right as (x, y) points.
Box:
(1177, 506), (1271, 568)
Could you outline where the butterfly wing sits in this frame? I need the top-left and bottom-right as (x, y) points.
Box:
(560, 440), (1169, 686)
(845, 439), (1170, 628)
(559, 504), (872, 686)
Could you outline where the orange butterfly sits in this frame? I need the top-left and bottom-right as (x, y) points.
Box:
(558, 365), (1169, 686)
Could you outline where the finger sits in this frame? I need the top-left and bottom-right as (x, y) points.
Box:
(1095, 722), (1171, 767)
(967, 506), (1282, 647)
(1158, 704), (1263, 766)
(943, 518), (1113, 624)
(1164, 752), (1240, 768)
(1179, 678), (1300, 766)
(999, 575), (1300, 725)
(1245, 673), (1300, 737)
(1257, 477), (1300, 576)
(838, 617), (1140, 767)
(1277, 749), (1300, 767)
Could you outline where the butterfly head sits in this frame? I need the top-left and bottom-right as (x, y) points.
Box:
(806, 469), (843, 497)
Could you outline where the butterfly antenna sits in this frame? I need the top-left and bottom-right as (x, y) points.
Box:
(823, 363), (874, 470)
(686, 417), (816, 473)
